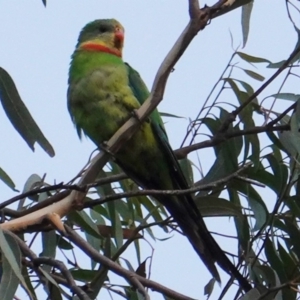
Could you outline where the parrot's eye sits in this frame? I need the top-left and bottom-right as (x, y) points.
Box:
(98, 25), (109, 33)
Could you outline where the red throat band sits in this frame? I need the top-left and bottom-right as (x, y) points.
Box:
(80, 42), (122, 57)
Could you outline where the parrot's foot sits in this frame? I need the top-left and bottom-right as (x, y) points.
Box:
(99, 142), (114, 156)
(131, 109), (150, 123)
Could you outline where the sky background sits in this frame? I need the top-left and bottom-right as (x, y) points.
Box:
(0, 1), (297, 299)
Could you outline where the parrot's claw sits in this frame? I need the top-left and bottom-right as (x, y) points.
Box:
(131, 109), (150, 123)
(131, 109), (142, 122)
(99, 142), (114, 156)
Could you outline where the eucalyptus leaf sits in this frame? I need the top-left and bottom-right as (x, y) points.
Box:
(0, 67), (55, 157)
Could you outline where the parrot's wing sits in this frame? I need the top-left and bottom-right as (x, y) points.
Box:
(125, 62), (191, 190)
(125, 63), (167, 135)
(123, 64), (224, 282)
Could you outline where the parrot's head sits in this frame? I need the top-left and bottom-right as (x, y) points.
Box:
(76, 19), (124, 57)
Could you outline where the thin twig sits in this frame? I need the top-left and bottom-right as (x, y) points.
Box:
(175, 124), (289, 159)
(83, 162), (252, 209)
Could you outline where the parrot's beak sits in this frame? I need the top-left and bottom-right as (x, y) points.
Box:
(114, 27), (124, 50)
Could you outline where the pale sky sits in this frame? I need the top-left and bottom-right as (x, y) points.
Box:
(0, 1), (296, 299)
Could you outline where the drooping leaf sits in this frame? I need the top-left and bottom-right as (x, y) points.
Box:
(227, 187), (250, 252)
(264, 237), (287, 285)
(203, 277), (215, 298)
(178, 158), (194, 186)
(0, 67), (55, 157)
(68, 211), (101, 239)
(194, 196), (244, 219)
(268, 93), (300, 102)
(18, 173), (43, 208)
(56, 235), (73, 250)
(88, 237), (110, 299)
(223, 78), (254, 126)
(241, 1), (253, 47)
(247, 195), (268, 232)
(106, 199), (123, 251)
(236, 52), (271, 64)
(41, 230), (56, 273)
(284, 220), (300, 262)
(242, 69), (265, 81)
(0, 167), (16, 190)
(160, 112), (184, 119)
(0, 230), (33, 299)
(70, 269), (99, 282)
(0, 236), (21, 300)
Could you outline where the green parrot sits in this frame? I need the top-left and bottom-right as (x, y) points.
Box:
(68, 19), (250, 290)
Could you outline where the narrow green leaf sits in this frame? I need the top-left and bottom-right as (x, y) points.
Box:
(106, 200), (123, 250)
(48, 287), (62, 300)
(267, 60), (286, 69)
(56, 235), (73, 250)
(194, 196), (244, 218)
(86, 231), (100, 270)
(248, 195), (268, 232)
(18, 174), (42, 208)
(278, 242), (298, 279)
(160, 112), (184, 119)
(237, 52), (271, 64)
(246, 165), (279, 195)
(227, 187), (250, 251)
(252, 265), (276, 287)
(284, 220), (300, 262)
(238, 288), (262, 300)
(125, 288), (144, 300)
(264, 152), (288, 196)
(278, 131), (298, 157)
(0, 67), (55, 157)
(178, 158), (193, 186)
(0, 167), (16, 190)
(70, 269), (98, 282)
(38, 268), (62, 298)
(21, 264), (37, 300)
(265, 237), (287, 284)
(204, 278), (216, 298)
(247, 132), (260, 168)
(0, 230), (33, 299)
(68, 211), (101, 239)
(234, 79), (261, 113)
(269, 93), (300, 101)
(223, 78), (254, 126)
(121, 258), (135, 273)
(41, 230), (56, 273)
(241, 1), (253, 47)
(0, 236), (20, 300)
(243, 69), (265, 81)
(89, 238), (110, 299)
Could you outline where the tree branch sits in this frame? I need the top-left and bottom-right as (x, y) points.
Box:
(64, 225), (195, 300)
(83, 162), (253, 209)
(175, 124), (289, 159)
